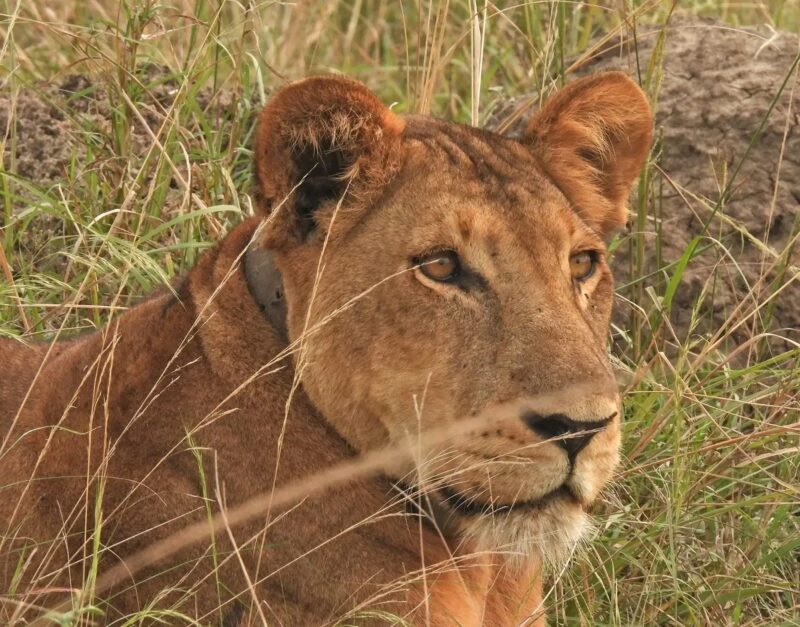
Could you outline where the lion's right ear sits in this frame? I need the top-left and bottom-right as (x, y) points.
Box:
(253, 76), (405, 250)
(522, 72), (652, 236)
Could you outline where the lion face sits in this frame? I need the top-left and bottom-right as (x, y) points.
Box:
(253, 75), (652, 562)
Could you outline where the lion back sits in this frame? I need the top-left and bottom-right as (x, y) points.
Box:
(0, 338), (60, 432)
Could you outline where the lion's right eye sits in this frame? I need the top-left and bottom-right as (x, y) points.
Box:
(569, 251), (597, 281)
(415, 250), (461, 283)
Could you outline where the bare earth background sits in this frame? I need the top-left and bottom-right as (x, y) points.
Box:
(0, 3), (798, 626)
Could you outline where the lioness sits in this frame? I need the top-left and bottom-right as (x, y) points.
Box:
(0, 72), (651, 625)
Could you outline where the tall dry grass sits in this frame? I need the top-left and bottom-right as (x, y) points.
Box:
(0, 1), (797, 625)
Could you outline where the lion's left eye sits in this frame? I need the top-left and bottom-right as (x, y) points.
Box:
(570, 251), (596, 281)
(416, 250), (461, 282)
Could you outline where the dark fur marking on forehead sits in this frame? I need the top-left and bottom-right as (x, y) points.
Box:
(458, 214), (472, 241)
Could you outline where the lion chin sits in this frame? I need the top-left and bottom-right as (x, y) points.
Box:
(447, 490), (594, 570)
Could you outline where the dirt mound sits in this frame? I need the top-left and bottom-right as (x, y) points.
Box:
(0, 66), (246, 285)
(489, 20), (799, 357)
(0, 67), (236, 188)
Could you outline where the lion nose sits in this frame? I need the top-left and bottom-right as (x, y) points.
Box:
(521, 412), (614, 459)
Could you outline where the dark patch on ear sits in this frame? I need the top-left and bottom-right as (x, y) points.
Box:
(291, 140), (351, 238)
(253, 76), (405, 250)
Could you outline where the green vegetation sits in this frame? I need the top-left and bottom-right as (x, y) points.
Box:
(1, 1), (797, 625)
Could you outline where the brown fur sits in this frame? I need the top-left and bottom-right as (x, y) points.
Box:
(0, 72), (651, 625)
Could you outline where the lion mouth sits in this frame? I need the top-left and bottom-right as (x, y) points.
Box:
(438, 484), (576, 517)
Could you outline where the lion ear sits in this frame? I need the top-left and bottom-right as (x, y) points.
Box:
(523, 72), (652, 235)
(253, 76), (404, 249)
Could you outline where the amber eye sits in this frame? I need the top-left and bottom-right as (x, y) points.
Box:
(570, 251), (596, 281)
(416, 250), (461, 282)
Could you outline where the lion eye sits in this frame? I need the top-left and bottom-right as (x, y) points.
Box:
(570, 251), (596, 281)
(417, 250), (461, 282)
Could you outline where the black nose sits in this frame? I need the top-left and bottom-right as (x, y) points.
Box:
(521, 412), (614, 459)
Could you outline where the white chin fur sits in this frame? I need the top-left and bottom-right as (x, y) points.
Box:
(460, 500), (594, 570)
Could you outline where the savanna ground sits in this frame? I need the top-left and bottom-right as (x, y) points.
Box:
(0, 0), (798, 625)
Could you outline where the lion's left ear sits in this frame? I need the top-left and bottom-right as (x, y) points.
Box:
(254, 76), (405, 250)
(523, 72), (653, 235)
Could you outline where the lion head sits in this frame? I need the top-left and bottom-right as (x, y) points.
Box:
(252, 73), (652, 565)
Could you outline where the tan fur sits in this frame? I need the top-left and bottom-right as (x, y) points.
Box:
(0, 73), (651, 625)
